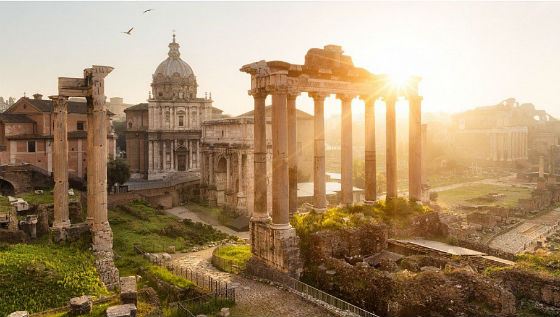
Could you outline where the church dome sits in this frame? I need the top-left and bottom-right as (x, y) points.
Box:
(151, 34), (198, 100)
(153, 34), (194, 78)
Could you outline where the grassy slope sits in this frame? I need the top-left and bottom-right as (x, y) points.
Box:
(110, 200), (230, 276)
(0, 241), (107, 316)
(437, 184), (531, 208)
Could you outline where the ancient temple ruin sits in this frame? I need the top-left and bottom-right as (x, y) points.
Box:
(240, 45), (423, 276)
(50, 65), (119, 289)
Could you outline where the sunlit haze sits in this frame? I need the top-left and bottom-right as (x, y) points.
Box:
(1, 1), (560, 118)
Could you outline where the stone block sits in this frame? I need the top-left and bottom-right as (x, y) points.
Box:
(166, 245), (176, 254)
(69, 295), (92, 315)
(8, 311), (29, 317)
(106, 304), (137, 317)
(218, 307), (230, 317)
(120, 276), (138, 304)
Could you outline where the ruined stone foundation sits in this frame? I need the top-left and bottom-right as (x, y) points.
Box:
(248, 220), (302, 278)
(92, 222), (120, 290)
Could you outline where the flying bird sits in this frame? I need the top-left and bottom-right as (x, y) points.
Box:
(143, 9), (154, 14)
(122, 27), (134, 35)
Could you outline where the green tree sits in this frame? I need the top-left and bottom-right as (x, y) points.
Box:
(107, 158), (131, 189)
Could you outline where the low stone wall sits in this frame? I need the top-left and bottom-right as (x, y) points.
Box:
(108, 180), (199, 209)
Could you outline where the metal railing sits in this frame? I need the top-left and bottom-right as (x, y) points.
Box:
(177, 293), (235, 317)
(136, 244), (235, 303)
(247, 265), (378, 317)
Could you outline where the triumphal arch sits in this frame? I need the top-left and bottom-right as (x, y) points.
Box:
(241, 45), (423, 276)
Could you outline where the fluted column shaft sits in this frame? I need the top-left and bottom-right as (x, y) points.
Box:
(311, 93), (327, 209)
(271, 91), (290, 228)
(287, 93), (298, 217)
(86, 66), (113, 228)
(51, 95), (70, 228)
(339, 95), (353, 205)
(364, 96), (377, 201)
(252, 92), (269, 221)
(408, 95), (422, 201)
(386, 96), (398, 199)
(86, 97), (94, 225)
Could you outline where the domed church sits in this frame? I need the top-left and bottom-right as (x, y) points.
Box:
(125, 34), (223, 180)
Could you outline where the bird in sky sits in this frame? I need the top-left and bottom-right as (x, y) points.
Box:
(143, 9), (154, 14)
(122, 27), (134, 35)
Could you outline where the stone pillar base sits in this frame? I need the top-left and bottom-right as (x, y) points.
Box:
(249, 220), (302, 278)
(312, 206), (327, 213)
(91, 222), (120, 290)
(363, 200), (376, 205)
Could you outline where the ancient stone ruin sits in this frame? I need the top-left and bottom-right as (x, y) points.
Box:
(240, 45), (424, 277)
(49, 65), (119, 289)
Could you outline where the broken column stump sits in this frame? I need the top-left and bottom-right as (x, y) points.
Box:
(7, 312), (29, 317)
(106, 304), (137, 317)
(69, 295), (93, 315)
(120, 276), (138, 305)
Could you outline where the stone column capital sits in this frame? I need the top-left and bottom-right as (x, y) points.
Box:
(383, 94), (398, 105)
(49, 95), (68, 112)
(251, 90), (268, 99)
(360, 95), (379, 105)
(407, 94), (423, 103)
(309, 92), (329, 101)
(336, 94), (355, 102)
(287, 91), (300, 100)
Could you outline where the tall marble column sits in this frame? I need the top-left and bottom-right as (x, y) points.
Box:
(310, 93), (327, 210)
(386, 96), (398, 199)
(209, 152), (214, 185)
(237, 151), (243, 192)
(339, 95), (353, 205)
(189, 140), (193, 170)
(252, 92), (269, 221)
(86, 97), (94, 225)
(271, 90), (290, 228)
(87, 66), (113, 229)
(226, 155), (231, 192)
(363, 96), (377, 202)
(50, 95), (70, 228)
(408, 95), (422, 201)
(287, 93), (299, 216)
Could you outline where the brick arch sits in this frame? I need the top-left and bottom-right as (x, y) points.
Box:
(0, 177), (15, 196)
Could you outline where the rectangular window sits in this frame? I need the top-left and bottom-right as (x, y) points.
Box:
(77, 121), (85, 131)
(27, 141), (36, 153)
(178, 116), (184, 127)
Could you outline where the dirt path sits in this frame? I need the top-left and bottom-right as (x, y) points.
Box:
(165, 206), (249, 240)
(430, 173), (532, 193)
(171, 248), (336, 317)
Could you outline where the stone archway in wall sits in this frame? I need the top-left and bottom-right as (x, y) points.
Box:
(0, 178), (15, 196)
(215, 156), (227, 206)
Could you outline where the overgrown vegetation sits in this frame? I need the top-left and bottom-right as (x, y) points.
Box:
(213, 245), (251, 272)
(0, 241), (107, 316)
(107, 158), (131, 188)
(292, 198), (430, 236)
(146, 265), (194, 289)
(515, 251), (560, 276)
(110, 200), (231, 276)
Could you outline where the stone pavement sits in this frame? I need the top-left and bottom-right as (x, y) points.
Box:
(489, 208), (560, 253)
(171, 248), (336, 317)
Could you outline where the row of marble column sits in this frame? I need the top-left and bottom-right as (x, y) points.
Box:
(251, 90), (423, 229)
(50, 75), (111, 231)
(148, 139), (200, 172)
(490, 130), (528, 162)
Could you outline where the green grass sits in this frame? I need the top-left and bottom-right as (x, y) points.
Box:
(436, 184), (531, 208)
(110, 200), (231, 276)
(515, 252), (560, 276)
(146, 265), (194, 289)
(0, 242), (108, 316)
(0, 195), (12, 213)
(213, 245), (251, 272)
(18, 190), (79, 206)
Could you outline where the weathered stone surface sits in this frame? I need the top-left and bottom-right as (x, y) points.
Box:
(69, 295), (92, 315)
(0, 229), (28, 243)
(106, 304), (137, 317)
(218, 307), (230, 317)
(7, 311), (29, 317)
(120, 276), (138, 304)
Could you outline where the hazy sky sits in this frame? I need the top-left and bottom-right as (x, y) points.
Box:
(1, 1), (560, 118)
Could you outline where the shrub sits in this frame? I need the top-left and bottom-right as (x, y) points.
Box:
(213, 245), (251, 272)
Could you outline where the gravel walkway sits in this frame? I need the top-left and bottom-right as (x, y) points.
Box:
(172, 248), (336, 317)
